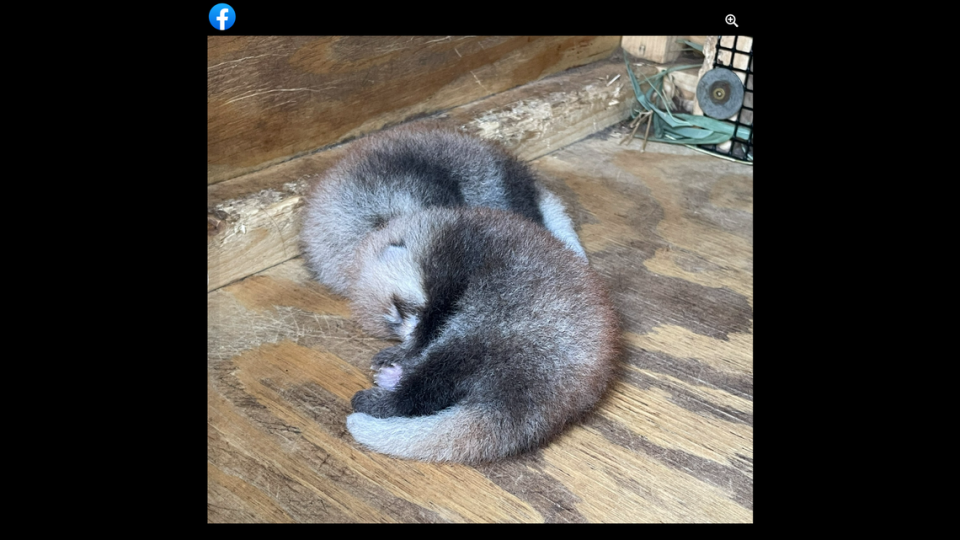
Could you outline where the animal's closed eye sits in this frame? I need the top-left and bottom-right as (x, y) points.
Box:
(392, 294), (417, 319)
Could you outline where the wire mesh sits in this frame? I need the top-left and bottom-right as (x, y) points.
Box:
(698, 36), (753, 162)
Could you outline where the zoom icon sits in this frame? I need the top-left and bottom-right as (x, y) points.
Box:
(209, 4), (235, 31)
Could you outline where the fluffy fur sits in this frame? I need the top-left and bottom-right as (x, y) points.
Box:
(301, 128), (586, 296)
(300, 128), (618, 463)
(344, 208), (618, 463)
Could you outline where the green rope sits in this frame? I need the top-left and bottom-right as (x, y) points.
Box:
(622, 52), (751, 147)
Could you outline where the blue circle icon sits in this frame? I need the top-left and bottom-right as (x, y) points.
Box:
(209, 4), (235, 31)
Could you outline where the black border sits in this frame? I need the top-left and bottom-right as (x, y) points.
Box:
(203, 5), (753, 36)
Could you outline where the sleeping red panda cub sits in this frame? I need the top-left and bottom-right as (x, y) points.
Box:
(301, 128), (618, 463)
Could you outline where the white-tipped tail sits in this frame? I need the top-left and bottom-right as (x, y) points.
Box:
(346, 405), (510, 463)
(536, 188), (587, 259)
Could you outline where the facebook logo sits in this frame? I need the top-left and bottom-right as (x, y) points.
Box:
(209, 4), (235, 31)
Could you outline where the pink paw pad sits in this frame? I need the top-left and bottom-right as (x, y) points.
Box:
(374, 364), (403, 391)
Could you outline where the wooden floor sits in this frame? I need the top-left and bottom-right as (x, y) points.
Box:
(207, 127), (754, 523)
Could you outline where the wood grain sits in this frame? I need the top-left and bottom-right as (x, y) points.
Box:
(208, 128), (754, 522)
(621, 36), (685, 64)
(207, 57), (637, 292)
(208, 36), (620, 184)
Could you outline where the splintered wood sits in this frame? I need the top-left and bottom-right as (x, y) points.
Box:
(208, 132), (754, 523)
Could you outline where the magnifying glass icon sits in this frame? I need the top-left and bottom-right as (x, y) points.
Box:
(725, 14), (738, 27)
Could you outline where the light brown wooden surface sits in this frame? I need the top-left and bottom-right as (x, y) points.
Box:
(208, 36), (621, 185)
(621, 36), (688, 64)
(207, 57), (638, 293)
(208, 126), (754, 523)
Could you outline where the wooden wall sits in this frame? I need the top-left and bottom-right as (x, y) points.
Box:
(208, 36), (621, 184)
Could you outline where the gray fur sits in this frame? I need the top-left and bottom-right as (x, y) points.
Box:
(300, 129), (617, 463)
(301, 128), (586, 295)
(342, 208), (618, 463)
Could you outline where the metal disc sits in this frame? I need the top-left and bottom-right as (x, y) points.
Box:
(697, 68), (744, 119)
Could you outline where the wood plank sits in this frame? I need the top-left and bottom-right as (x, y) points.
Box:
(208, 36), (620, 185)
(208, 129), (754, 522)
(621, 36), (684, 64)
(208, 57), (637, 292)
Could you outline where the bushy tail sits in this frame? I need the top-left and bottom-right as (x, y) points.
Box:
(346, 405), (533, 463)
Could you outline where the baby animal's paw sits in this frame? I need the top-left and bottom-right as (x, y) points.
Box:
(374, 364), (402, 391)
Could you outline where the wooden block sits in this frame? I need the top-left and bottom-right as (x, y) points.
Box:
(207, 58), (636, 292)
(447, 62), (637, 162)
(208, 36), (621, 185)
(621, 36), (684, 64)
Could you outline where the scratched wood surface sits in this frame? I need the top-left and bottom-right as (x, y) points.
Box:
(208, 36), (620, 184)
(207, 127), (754, 523)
